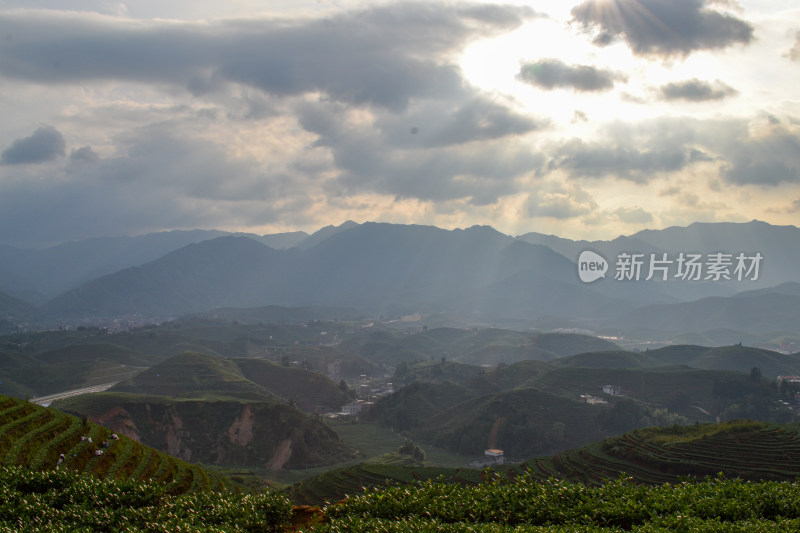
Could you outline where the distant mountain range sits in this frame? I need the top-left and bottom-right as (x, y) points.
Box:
(1, 220), (799, 337)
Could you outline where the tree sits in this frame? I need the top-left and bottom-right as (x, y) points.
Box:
(750, 367), (762, 382)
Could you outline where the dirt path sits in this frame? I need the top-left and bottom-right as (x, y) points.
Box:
(487, 416), (506, 450)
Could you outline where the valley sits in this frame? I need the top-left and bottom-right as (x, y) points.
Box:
(1, 220), (800, 530)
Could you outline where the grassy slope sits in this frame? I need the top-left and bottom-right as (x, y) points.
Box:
(412, 387), (607, 458)
(0, 344), (148, 398)
(528, 420), (800, 485)
(341, 328), (622, 367)
(111, 351), (270, 399)
(232, 357), (350, 412)
(289, 419), (800, 506)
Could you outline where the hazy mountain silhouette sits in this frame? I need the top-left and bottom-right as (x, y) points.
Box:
(3, 220), (798, 328)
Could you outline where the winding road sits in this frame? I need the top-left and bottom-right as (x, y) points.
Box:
(29, 382), (119, 407)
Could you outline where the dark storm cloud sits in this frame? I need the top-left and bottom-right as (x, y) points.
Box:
(1, 126), (65, 164)
(660, 79), (737, 101)
(0, 3), (537, 110)
(517, 59), (624, 91)
(570, 0), (754, 57)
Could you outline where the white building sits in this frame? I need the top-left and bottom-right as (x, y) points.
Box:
(484, 449), (504, 464)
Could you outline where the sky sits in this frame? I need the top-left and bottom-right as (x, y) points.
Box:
(0, 0), (798, 247)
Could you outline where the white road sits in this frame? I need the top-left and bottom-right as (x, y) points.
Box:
(29, 382), (119, 407)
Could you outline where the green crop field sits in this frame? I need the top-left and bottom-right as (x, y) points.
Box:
(6, 392), (800, 531)
(0, 394), (236, 494)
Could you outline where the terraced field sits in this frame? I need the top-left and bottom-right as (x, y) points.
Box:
(290, 420), (800, 505)
(0, 394), (235, 494)
(527, 420), (800, 485)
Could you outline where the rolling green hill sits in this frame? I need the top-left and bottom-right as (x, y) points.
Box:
(111, 351), (270, 399)
(466, 359), (552, 394)
(412, 388), (608, 458)
(0, 394), (235, 493)
(393, 359), (487, 385)
(289, 419), (800, 508)
(57, 352), (356, 469)
(547, 344), (800, 378)
(232, 357), (352, 413)
(527, 420), (800, 485)
(690, 345), (800, 376)
(339, 328), (621, 367)
(0, 291), (41, 333)
(362, 382), (479, 431)
(367, 354), (797, 465)
(530, 365), (758, 411)
(552, 350), (658, 369)
(0, 343), (148, 398)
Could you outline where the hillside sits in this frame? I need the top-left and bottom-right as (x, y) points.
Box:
(110, 351), (270, 399)
(528, 420), (800, 485)
(340, 328), (621, 367)
(551, 350), (656, 369)
(367, 352), (797, 464)
(412, 388), (608, 458)
(232, 358), (352, 413)
(0, 291), (41, 332)
(52, 351), (356, 469)
(0, 343), (148, 398)
(54, 392), (353, 469)
(0, 394), (234, 493)
(46, 236), (285, 318)
(393, 359), (487, 385)
(607, 293), (800, 335)
(41, 223), (633, 322)
(289, 419), (800, 509)
(550, 344), (800, 378)
(363, 382), (479, 431)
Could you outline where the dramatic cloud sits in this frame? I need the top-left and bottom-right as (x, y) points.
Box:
(0, 1), (797, 245)
(0, 125), (307, 245)
(374, 97), (546, 149)
(720, 130), (800, 186)
(698, 116), (800, 186)
(517, 59), (624, 92)
(549, 139), (689, 182)
(1, 126), (65, 165)
(547, 117), (800, 187)
(0, 4), (536, 110)
(296, 99), (545, 205)
(571, 0), (754, 57)
(659, 79), (737, 101)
